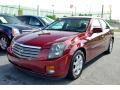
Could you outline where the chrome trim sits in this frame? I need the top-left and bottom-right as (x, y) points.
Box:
(14, 42), (41, 49)
(22, 29), (38, 33)
(12, 42), (41, 59)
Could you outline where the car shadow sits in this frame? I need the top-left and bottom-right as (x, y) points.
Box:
(0, 49), (6, 56)
(84, 52), (107, 70)
(0, 64), (72, 85)
(0, 51), (108, 85)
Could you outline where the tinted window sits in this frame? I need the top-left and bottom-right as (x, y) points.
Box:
(41, 17), (54, 25)
(29, 17), (43, 26)
(17, 16), (30, 24)
(45, 18), (90, 32)
(0, 16), (22, 24)
(48, 20), (65, 29)
(0, 17), (8, 24)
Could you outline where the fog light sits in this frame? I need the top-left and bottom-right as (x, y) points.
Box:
(47, 70), (55, 74)
(46, 66), (55, 74)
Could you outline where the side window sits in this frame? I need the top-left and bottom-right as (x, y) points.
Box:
(0, 19), (2, 24)
(29, 17), (43, 26)
(0, 16), (8, 24)
(92, 19), (101, 27)
(18, 16), (30, 24)
(48, 20), (65, 29)
(99, 19), (109, 29)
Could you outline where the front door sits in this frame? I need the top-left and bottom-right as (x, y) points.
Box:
(86, 19), (105, 62)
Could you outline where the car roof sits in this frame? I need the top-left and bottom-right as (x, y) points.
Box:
(17, 15), (45, 18)
(60, 16), (102, 19)
(0, 14), (13, 17)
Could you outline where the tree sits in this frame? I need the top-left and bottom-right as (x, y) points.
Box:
(46, 15), (58, 20)
(18, 5), (23, 16)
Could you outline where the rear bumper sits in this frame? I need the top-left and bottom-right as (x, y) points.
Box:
(7, 48), (71, 79)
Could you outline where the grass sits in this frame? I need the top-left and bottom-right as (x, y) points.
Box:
(114, 29), (120, 32)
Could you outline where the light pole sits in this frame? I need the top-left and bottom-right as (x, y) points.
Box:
(70, 4), (73, 16)
(74, 6), (76, 16)
(37, 5), (39, 16)
(109, 5), (112, 20)
(70, 4), (76, 16)
(101, 5), (104, 18)
(52, 4), (54, 16)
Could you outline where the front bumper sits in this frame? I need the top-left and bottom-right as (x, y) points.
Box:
(7, 47), (71, 79)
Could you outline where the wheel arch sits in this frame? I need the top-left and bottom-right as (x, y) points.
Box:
(76, 47), (86, 62)
(0, 31), (10, 39)
(66, 47), (86, 80)
(0, 30), (12, 40)
(112, 37), (114, 42)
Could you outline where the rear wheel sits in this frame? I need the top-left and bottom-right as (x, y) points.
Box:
(67, 50), (85, 80)
(0, 34), (9, 50)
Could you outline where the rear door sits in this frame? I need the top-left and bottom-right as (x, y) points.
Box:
(99, 19), (111, 50)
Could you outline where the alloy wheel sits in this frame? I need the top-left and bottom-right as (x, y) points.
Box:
(72, 53), (83, 77)
(0, 36), (8, 50)
(109, 40), (113, 53)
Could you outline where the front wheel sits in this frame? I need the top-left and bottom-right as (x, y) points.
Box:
(0, 34), (9, 50)
(67, 50), (85, 80)
(105, 39), (113, 54)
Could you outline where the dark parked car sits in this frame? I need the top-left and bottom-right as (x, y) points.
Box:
(7, 16), (114, 80)
(17, 15), (54, 29)
(0, 14), (38, 50)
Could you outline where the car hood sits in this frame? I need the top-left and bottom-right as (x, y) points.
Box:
(15, 30), (80, 47)
(2, 24), (38, 33)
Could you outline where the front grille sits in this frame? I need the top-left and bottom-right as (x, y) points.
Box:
(12, 42), (41, 59)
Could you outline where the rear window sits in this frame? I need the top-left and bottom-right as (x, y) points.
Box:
(0, 16), (22, 24)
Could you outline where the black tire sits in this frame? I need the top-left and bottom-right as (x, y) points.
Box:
(67, 50), (85, 80)
(105, 39), (113, 54)
(0, 34), (10, 50)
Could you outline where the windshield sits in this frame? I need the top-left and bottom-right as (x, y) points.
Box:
(41, 17), (54, 25)
(45, 18), (90, 32)
(0, 15), (22, 24)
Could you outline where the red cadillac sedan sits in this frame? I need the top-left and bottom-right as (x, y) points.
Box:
(7, 16), (114, 80)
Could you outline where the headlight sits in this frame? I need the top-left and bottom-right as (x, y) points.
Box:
(12, 28), (20, 37)
(48, 42), (66, 59)
(10, 38), (15, 48)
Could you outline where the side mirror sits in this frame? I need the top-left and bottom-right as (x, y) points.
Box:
(92, 27), (102, 33)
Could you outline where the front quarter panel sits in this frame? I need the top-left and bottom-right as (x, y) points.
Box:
(66, 35), (87, 60)
(0, 25), (12, 39)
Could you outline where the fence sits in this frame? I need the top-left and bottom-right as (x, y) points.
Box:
(0, 5), (37, 15)
(0, 5), (111, 20)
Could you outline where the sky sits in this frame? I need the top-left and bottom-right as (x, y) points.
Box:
(0, 0), (120, 20)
